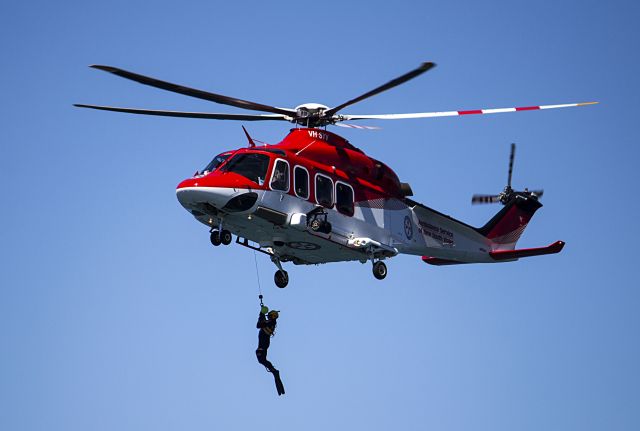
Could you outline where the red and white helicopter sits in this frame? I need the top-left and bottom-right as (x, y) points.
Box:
(76, 62), (596, 288)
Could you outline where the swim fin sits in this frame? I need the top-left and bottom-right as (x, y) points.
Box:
(273, 370), (285, 396)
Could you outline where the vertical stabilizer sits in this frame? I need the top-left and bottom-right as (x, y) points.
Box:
(477, 195), (542, 251)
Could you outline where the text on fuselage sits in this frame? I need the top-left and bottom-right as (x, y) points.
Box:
(418, 221), (455, 246)
(308, 130), (330, 141)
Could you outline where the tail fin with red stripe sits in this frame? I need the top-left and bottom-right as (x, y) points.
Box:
(476, 194), (542, 251)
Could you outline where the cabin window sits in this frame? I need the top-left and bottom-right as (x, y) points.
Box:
(315, 174), (333, 208)
(336, 181), (355, 216)
(270, 159), (290, 192)
(294, 166), (309, 199)
(222, 153), (270, 185)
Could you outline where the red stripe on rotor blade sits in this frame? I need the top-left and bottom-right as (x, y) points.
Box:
(458, 110), (483, 115)
(515, 106), (540, 111)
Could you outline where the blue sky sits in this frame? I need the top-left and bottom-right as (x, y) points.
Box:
(1, 1), (638, 430)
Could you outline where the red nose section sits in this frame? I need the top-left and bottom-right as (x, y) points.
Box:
(176, 172), (266, 190)
(177, 177), (198, 190)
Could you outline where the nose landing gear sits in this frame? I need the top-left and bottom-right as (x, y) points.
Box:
(210, 230), (222, 246)
(209, 227), (232, 246)
(220, 229), (232, 245)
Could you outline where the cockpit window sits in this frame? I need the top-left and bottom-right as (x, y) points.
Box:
(203, 152), (231, 174)
(222, 153), (270, 185)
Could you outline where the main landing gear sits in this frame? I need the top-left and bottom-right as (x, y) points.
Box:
(372, 261), (387, 280)
(271, 256), (289, 288)
(274, 270), (289, 289)
(234, 237), (291, 289)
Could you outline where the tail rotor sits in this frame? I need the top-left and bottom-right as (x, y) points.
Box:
(472, 143), (543, 205)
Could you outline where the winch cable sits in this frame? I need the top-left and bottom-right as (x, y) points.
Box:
(253, 250), (264, 305)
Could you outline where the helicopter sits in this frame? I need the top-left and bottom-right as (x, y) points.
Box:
(75, 62), (596, 288)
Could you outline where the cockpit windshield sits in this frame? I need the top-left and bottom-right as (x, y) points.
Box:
(202, 152), (232, 174)
(221, 152), (270, 185)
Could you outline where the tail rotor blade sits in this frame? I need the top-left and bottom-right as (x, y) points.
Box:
(529, 189), (544, 199)
(507, 143), (515, 188)
(472, 194), (500, 204)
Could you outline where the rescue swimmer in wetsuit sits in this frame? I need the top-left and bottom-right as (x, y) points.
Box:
(256, 305), (285, 396)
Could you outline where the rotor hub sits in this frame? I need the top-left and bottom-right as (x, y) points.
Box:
(294, 103), (329, 116)
(293, 103), (330, 126)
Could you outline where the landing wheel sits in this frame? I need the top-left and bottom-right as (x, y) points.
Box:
(274, 270), (289, 288)
(220, 229), (232, 245)
(210, 230), (221, 246)
(372, 261), (387, 280)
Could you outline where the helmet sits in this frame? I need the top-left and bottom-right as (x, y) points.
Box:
(268, 310), (280, 319)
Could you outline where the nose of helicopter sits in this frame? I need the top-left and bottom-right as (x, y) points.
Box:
(176, 178), (230, 210)
(176, 178), (259, 214)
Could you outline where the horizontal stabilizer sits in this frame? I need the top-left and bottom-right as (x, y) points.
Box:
(489, 241), (565, 261)
(423, 241), (565, 266)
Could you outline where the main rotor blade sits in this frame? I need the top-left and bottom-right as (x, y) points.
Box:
(324, 62), (436, 117)
(339, 101), (598, 121)
(74, 104), (290, 121)
(335, 123), (381, 130)
(507, 143), (515, 188)
(89, 65), (296, 117)
(472, 194), (500, 204)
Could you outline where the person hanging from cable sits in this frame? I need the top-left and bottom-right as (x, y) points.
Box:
(256, 295), (285, 396)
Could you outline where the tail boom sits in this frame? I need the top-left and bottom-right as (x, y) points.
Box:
(411, 194), (564, 266)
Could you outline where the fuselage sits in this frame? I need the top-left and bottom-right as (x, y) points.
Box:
(176, 128), (505, 266)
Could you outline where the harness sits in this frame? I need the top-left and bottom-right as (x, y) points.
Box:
(261, 325), (276, 337)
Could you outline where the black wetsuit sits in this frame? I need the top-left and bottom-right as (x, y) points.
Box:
(256, 313), (277, 373)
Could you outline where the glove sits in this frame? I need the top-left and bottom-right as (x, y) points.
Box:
(260, 306), (269, 314)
